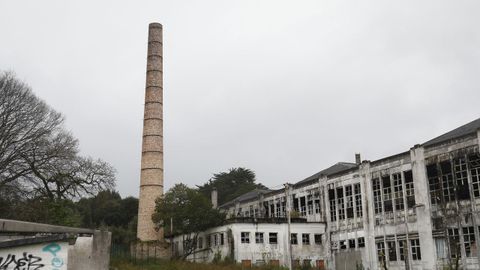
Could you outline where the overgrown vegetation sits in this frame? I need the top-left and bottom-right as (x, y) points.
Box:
(197, 167), (266, 206)
(110, 258), (288, 270)
(153, 183), (226, 258)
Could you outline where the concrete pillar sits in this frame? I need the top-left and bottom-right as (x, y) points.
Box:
(211, 188), (218, 209)
(360, 161), (375, 270)
(137, 22), (164, 242)
(410, 145), (436, 270)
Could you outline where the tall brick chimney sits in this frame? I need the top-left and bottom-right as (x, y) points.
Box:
(137, 22), (164, 242)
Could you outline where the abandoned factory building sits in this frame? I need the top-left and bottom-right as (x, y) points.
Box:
(172, 117), (480, 270)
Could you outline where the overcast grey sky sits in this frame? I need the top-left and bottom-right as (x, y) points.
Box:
(1, 0), (479, 197)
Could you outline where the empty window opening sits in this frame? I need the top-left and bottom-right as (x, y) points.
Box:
(387, 241), (397, 261)
(358, 237), (365, 248)
(291, 233), (298, 245)
(354, 183), (363, 218)
(463, 226), (475, 257)
(255, 232), (263, 244)
(382, 175), (393, 213)
(404, 170), (415, 208)
(411, 239), (421, 260)
(329, 187), (337, 221)
(337, 187), (345, 220)
(269, 233), (278, 244)
(346, 185), (354, 219)
(372, 178), (382, 214)
(454, 157), (470, 200)
(349, 239), (355, 249)
(393, 173), (404, 211)
(302, 233), (310, 245)
(314, 234), (322, 245)
(241, 232), (250, 244)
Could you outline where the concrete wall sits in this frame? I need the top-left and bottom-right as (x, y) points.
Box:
(68, 231), (111, 270)
(0, 242), (69, 269)
(0, 219), (111, 270)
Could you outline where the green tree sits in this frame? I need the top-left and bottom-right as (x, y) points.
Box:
(153, 183), (225, 258)
(197, 167), (265, 206)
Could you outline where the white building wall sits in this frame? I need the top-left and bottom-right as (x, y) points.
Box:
(185, 125), (480, 270)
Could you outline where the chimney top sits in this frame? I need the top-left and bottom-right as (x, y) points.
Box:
(355, 153), (361, 165)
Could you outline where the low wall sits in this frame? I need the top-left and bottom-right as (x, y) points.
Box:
(0, 219), (111, 270)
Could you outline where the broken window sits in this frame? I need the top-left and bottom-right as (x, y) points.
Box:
(349, 239), (355, 249)
(300, 196), (307, 216)
(427, 164), (442, 204)
(302, 234), (310, 245)
(382, 175), (393, 212)
(340, 240), (346, 249)
(393, 173), (404, 211)
(454, 157), (470, 200)
(276, 200), (281, 217)
(337, 187), (345, 220)
(440, 160), (455, 202)
(241, 232), (250, 243)
(398, 240), (406, 261)
(358, 237), (365, 248)
(404, 170), (416, 208)
(306, 194), (313, 215)
(411, 239), (421, 260)
(387, 241), (397, 261)
(329, 187), (336, 221)
(291, 233), (298, 245)
(346, 185), (354, 219)
(448, 228), (460, 259)
(470, 153), (480, 197)
(269, 233), (278, 244)
(314, 199), (321, 214)
(372, 178), (382, 214)
(281, 199), (286, 217)
(354, 183), (363, 218)
(314, 234), (322, 245)
(293, 195), (299, 212)
(220, 233), (224, 245)
(255, 232), (264, 244)
(463, 226), (475, 257)
(376, 241), (385, 263)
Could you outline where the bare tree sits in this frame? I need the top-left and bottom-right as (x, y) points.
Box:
(0, 72), (115, 201)
(0, 72), (63, 186)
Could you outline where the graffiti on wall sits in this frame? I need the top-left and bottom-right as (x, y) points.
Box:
(0, 242), (68, 270)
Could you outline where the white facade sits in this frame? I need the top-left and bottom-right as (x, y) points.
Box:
(174, 119), (480, 270)
(172, 222), (326, 268)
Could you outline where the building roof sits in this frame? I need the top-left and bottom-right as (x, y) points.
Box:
(294, 162), (358, 187)
(423, 117), (480, 147)
(220, 162), (357, 209)
(221, 118), (480, 210)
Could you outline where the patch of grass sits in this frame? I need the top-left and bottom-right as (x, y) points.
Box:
(110, 258), (288, 270)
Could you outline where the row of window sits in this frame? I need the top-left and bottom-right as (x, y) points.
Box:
(328, 183), (363, 222)
(240, 232), (323, 245)
(372, 170), (415, 215)
(435, 226), (478, 259)
(376, 237), (421, 262)
(427, 152), (480, 204)
(239, 192), (323, 218)
(335, 237), (365, 250)
(197, 232), (225, 249)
